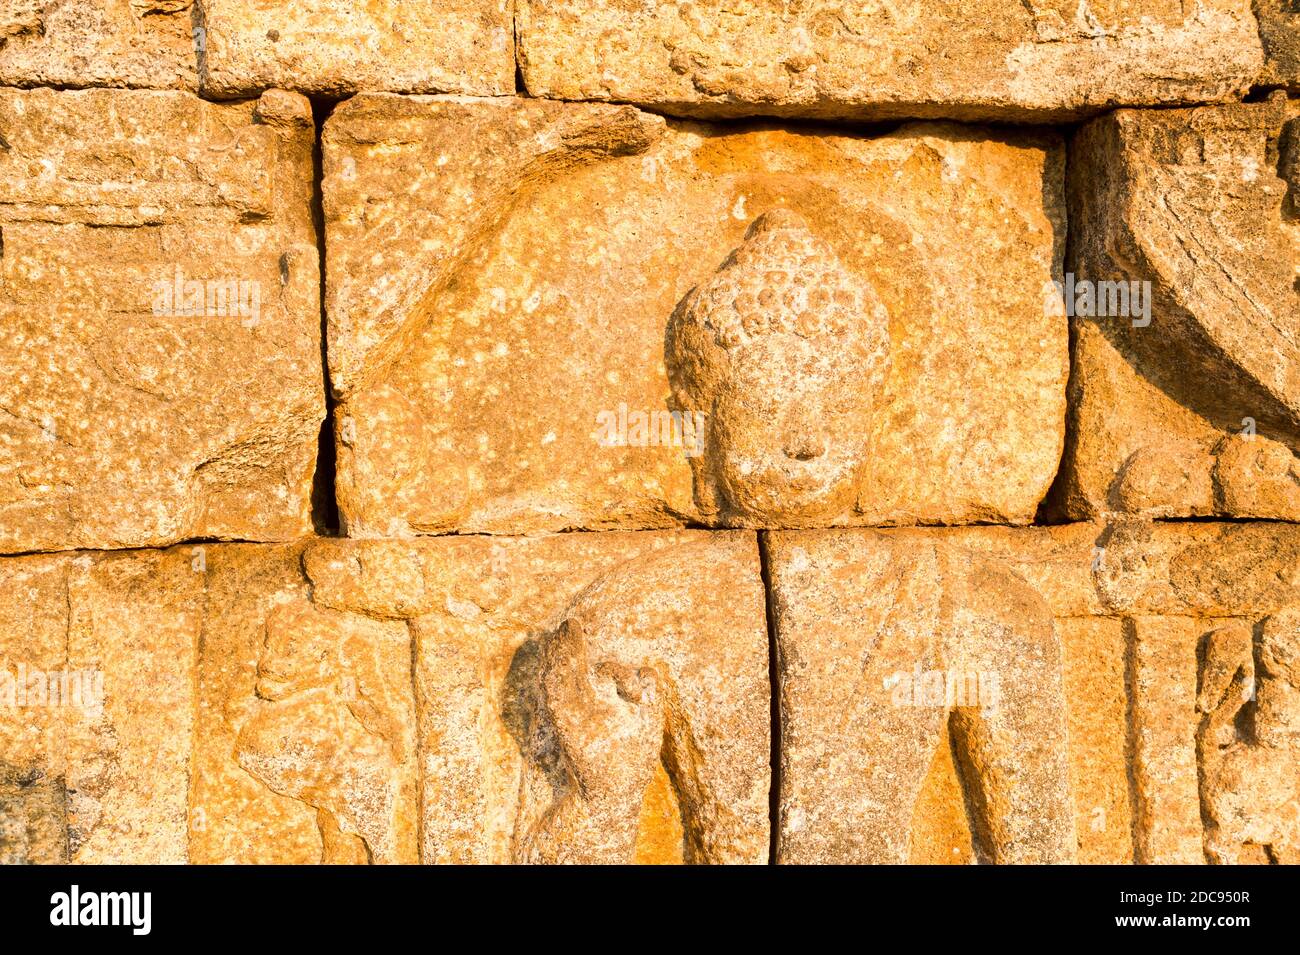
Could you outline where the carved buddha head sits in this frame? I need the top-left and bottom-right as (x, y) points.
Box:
(666, 209), (891, 525)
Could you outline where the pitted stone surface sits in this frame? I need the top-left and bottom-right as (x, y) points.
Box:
(517, 0), (1263, 121)
(197, 0), (514, 97)
(1258, 0), (1300, 89)
(325, 96), (1067, 535)
(0, 88), (322, 553)
(667, 209), (891, 525)
(0, 0), (197, 89)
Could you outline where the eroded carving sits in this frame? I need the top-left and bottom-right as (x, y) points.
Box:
(510, 540), (770, 864)
(327, 104), (1066, 535)
(1198, 611), (1300, 863)
(233, 601), (417, 864)
(1058, 95), (1300, 521)
(667, 209), (890, 526)
(767, 530), (1076, 864)
(0, 88), (322, 553)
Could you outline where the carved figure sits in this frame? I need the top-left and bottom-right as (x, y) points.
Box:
(234, 601), (415, 864)
(1198, 610), (1300, 864)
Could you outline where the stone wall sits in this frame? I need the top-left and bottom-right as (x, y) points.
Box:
(0, 2), (1296, 865)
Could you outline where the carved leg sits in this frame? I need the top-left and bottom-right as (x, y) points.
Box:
(945, 555), (1076, 864)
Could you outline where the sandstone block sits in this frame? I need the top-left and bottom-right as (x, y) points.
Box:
(197, 0), (514, 97)
(1057, 95), (1300, 522)
(3, 531), (767, 864)
(7, 524), (1298, 864)
(1057, 617), (1132, 864)
(0, 0), (197, 89)
(0, 88), (323, 553)
(1258, 0), (1300, 89)
(192, 542), (421, 864)
(325, 94), (1067, 536)
(516, 0), (1263, 121)
(767, 529), (1076, 864)
(0, 548), (201, 863)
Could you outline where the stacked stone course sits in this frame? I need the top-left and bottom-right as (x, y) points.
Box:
(0, 1), (1297, 864)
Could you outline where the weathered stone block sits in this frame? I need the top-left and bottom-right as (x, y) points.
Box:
(1056, 95), (1300, 521)
(516, 0), (1263, 121)
(325, 94), (1067, 535)
(197, 0), (514, 97)
(0, 0), (197, 89)
(0, 548), (200, 863)
(1, 531), (767, 864)
(0, 88), (323, 553)
(1258, 0), (1300, 89)
(766, 529), (1076, 864)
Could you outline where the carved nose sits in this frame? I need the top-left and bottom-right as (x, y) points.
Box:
(783, 434), (827, 462)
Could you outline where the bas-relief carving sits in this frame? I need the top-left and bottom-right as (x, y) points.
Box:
(221, 208), (1076, 866)
(9, 90), (1299, 867)
(667, 209), (890, 527)
(325, 97), (1068, 536)
(767, 531), (1077, 864)
(205, 535), (768, 865)
(1057, 95), (1300, 522)
(665, 221), (1075, 862)
(508, 541), (770, 864)
(1198, 611), (1300, 863)
(233, 600), (418, 865)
